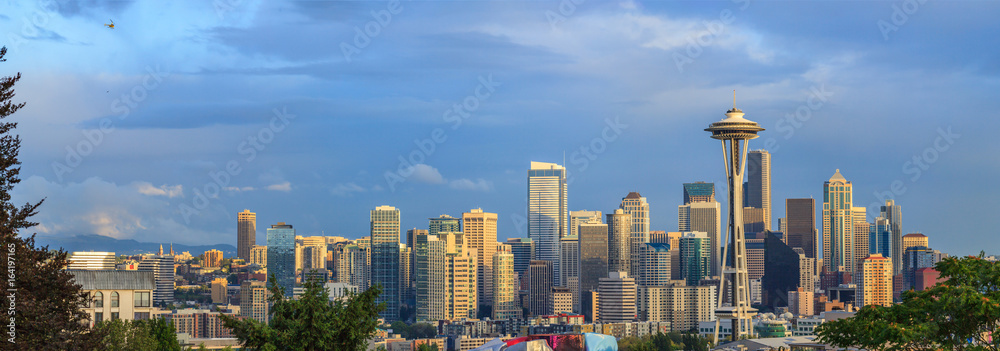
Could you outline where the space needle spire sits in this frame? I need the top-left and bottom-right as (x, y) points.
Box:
(706, 93), (763, 343)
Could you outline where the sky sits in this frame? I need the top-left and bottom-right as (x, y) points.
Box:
(2, 0), (999, 256)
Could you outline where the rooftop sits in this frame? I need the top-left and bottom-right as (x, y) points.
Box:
(69, 270), (155, 290)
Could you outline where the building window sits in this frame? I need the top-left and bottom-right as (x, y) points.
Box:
(111, 312), (119, 320)
(111, 291), (120, 308)
(93, 291), (104, 308)
(94, 312), (103, 324)
(135, 291), (150, 308)
(134, 312), (150, 320)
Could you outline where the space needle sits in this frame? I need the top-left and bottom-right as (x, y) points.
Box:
(707, 92), (762, 343)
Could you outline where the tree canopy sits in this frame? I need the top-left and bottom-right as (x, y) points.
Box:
(816, 254), (1000, 351)
(221, 275), (386, 351)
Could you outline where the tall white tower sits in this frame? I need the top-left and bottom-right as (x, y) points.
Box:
(706, 94), (762, 343)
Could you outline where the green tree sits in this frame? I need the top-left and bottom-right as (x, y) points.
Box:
(416, 343), (439, 351)
(409, 322), (437, 339)
(0, 46), (101, 350)
(220, 274), (386, 350)
(390, 320), (411, 339)
(95, 318), (181, 351)
(816, 253), (1000, 351)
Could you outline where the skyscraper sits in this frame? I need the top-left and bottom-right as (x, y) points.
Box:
(578, 219), (609, 309)
(678, 201), (721, 276)
(598, 271), (637, 323)
(267, 222), (296, 297)
(857, 253), (893, 307)
(506, 238), (534, 281)
(429, 214), (461, 237)
(785, 198), (817, 259)
(650, 231), (683, 281)
(416, 233), (445, 321)
(745, 150), (771, 231)
(138, 254), (174, 305)
(560, 235), (580, 311)
(528, 161), (568, 287)
(493, 244), (519, 319)
(706, 99), (763, 341)
(569, 210), (603, 238)
(902, 233), (928, 251)
(607, 209), (632, 274)
(683, 182), (716, 204)
(240, 280), (268, 323)
(621, 192), (650, 281)
(238, 209), (256, 261)
(371, 205), (401, 321)
(679, 232), (710, 286)
(639, 243), (671, 287)
(528, 260), (554, 317)
(852, 207), (869, 274)
(823, 169), (854, 273)
(463, 208), (498, 308)
(869, 217), (892, 260)
(407, 228), (427, 299)
(880, 200), (903, 275)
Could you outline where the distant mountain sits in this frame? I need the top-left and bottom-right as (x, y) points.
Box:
(34, 234), (237, 257)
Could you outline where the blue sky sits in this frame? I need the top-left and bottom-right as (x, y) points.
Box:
(2, 0), (998, 256)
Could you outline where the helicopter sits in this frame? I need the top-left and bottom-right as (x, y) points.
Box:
(104, 20), (114, 29)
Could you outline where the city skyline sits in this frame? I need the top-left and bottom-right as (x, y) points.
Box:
(3, 1), (997, 258)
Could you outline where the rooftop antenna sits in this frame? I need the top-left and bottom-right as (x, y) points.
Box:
(733, 89), (736, 109)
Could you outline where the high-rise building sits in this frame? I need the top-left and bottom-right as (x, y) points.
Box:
(823, 169), (854, 273)
(598, 271), (637, 323)
(570, 210), (603, 238)
(679, 232), (710, 286)
(786, 198), (817, 259)
(506, 238), (534, 281)
(238, 209), (256, 261)
(463, 208), (498, 308)
(651, 231), (683, 281)
(445, 241), (477, 320)
(493, 245), (519, 320)
(621, 192), (650, 281)
(560, 235), (580, 311)
(249, 245), (267, 269)
(407, 229), (427, 294)
(761, 232), (802, 310)
(869, 217), (892, 260)
(202, 249), (223, 268)
(787, 288), (813, 317)
(429, 214), (461, 237)
(578, 219), (609, 313)
(857, 253), (893, 307)
(338, 244), (369, 289)
(69, 251), (116, 270)
(607, 209), (632, 274)
(267, 222), (296, 297)
(742, 207), (765, 236)
(639, 243), (671, 287)
(852, 207), (869, 274)
(745, 235), (766, 280)
(138, 254), (174, 305)
(240, 280), (268, 323)
(527, 161), (568, 287)
(683, 182), (715, 204)
(798, 253), (816, 294)
(528, 260), (554, 317)
(902, 233), (929, 251)
(639, 283), (716, 331)
(678, 201), (721, 276)
(880, 200), (903, 275)
(745, 150), (771, 231)
(416, 233), (445, 321)
(901, 246), (946, 291)
(211, 277), (228, 304)
(399, 244), (412, 302)
(371, 205), (401, 321)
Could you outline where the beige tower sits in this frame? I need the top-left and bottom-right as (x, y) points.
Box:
(857, 253), (893, 307)
(902, 233), (929, 251)
(597, 271), (637, 323)
(852, 207), (869, 274)
(463, 208), (498, 308)
(607, 209), (632, 274)
(621, 192), (650, 282)
(493, 244), (519, 319)
(823, 169), (854, 273)
(238, 209), (256, 261)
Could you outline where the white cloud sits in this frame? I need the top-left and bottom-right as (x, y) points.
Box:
(223, 186), (256, 192)
(408, 164), (446, 184)
(266, 182), (292, 192)
(330, 182), (366, 197)
(133, 182), (184, 198)
(449, 178), (493, 192)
